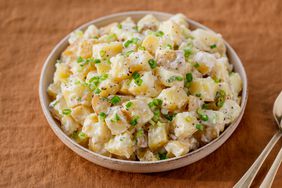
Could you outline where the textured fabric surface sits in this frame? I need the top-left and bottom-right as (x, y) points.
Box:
(1, 0), (282, 187)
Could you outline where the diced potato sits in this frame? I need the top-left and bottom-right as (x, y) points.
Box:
(188, 95), (204, 112)
(190, 77), (218, 102)
(70, 61), (96, 79)
(89, 137), (111, 157)
(142, 35), (160, 55)
(95, 62), (111, 74)
(211, 61), (230, 82)
(169, 13), (188, 28)
(111, 17), (139, 41)
(157, 87), (188, 111)
(156, 49), (191, 76)
(47, 82), (61, 99)
(156, 49), (176, 65)
(61, 115), (80, 135)
(105, 107), (130, 135)
(229, 73), (242, 96)
(83, 24), (99, 39)
(218, 82), (233, 99)
(82, 114), (111, 142)
(92, 42), (123, 59)
(156, 66), (184, 88)
(159, 20), (185, 46)
(105, 131), (135, 158)
(91, 95), (111, 114)
(122, 99), (154, 125)
(193, 51), (217, 75)
(192, 28), (226, 56)
(173, 112), (198, 139)
(128, 71), (162, 97)
(109, 54), (131, 82)
(201, 110), (225, 129)
(49, 94), (68, 120)
(61, 80), (92, 107)
(165, 140), (189, 157)
(137, 14), (160, 32)
(128, 51), (152, 72)
(148, 122), (168, 151)
(219, 99), (241, 124)
(77, 40), (93, 58)
(98, 78), (120, 97)
(71, 105), (92, 125)
(54, 63), (71, 83)
(119, 79), (131, 95)
(100, 23), (117, 35)
(68, 30), (83, 44)
(137, 149), (158, 161)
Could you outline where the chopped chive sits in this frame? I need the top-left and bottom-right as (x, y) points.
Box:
(148, 59), (157, 69)
(130, 116), (139, 126)
(193, 62), (200, 68)
(210, 44), (217, 49)
(186, 73), (193, 82)
(110, 96), (121, 105)
(78, 132), (87, 140)
(155, 31), (164, 37)
(167, 44), (173, 49)
(77, 56), (84, 63)
(167, 76), (183, 83)
(125, 101), (133, 110)
(136, 129), (144, 138)
(99, 112), (107, 120)
(196, 108), (209, 121)
(138, 46), (146, 51)
(196, 124), (204, 131)
(94, 88), (101, 94)
(62, 108), (71, 115)
(158, 152), (168, 160)
(117, 23), (122, 29)
(195, 93), (201, 97)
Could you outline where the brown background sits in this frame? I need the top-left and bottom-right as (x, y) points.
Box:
(1, 0), (282, 187)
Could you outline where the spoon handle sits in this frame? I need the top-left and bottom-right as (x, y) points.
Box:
(233, 132), (282, 188)
(260, 145), (282, 188)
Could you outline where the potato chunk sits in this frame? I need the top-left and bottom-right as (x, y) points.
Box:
(109, 54), (131, 82)
(128, 71), (162, 97)
(190, 77), (218, 102)
(54, 63), (71, 83)
(142, 35), (160, 55)
(173, 112), (198, 139)
(192, 28), (226, 56)
(159, 20), (184, 46)
(229, 73), (242, 96)
(105, 131), (135, 158)
(137, 14), (160, 32)
(127, 51), (152, 72)
(82, 114), (111, 142)
(61, 80), (92, 107)
(219, 100), (241, 124)
(91, 95), (111, 114)
(122, 99), (154, 125)
(156, 66), (184, 88)
(92, 42), (123, 59)
(71, 105), (92, 125)
(157, 87), (188, 111)
(165, 140), (189, 157)
(61, 115), (80, 136)
(105, 106), (130, 135)
(98, 78), (120, 97)
(148, 122), (168, 151)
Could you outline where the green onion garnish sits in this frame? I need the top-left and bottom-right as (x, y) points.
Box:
(148, 59), (157, 69)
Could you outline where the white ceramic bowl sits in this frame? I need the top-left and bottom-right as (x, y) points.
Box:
(39, 11), (248, 173)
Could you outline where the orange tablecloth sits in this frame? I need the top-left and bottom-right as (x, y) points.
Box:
(1, 0), (282, 187)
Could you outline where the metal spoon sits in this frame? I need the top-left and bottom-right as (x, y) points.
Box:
(234, 91), (282, 188)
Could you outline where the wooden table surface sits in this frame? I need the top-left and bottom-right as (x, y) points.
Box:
(1, 0), (282, 187)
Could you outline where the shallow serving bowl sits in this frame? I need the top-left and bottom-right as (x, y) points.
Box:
(39, 11), (248, 173)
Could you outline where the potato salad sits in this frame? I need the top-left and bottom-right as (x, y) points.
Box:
(48, 14), (242, 161)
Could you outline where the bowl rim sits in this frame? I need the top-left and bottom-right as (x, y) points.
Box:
(39, 10), (248, 165)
